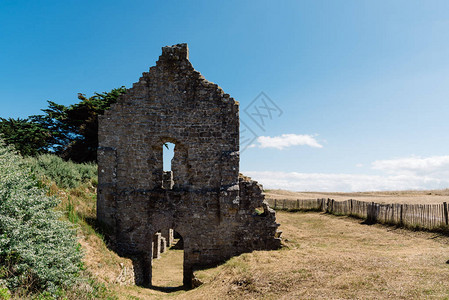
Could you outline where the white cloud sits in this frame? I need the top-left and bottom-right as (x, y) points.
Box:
(372, 155), (449, 177)
(256, 134), (323, 150)
(244, 170), (449, 192)
(244, 155), (449, 192)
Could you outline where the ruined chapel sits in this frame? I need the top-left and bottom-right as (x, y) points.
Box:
(97, 43), (281, 288)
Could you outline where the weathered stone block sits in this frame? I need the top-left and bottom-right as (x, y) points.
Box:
(160, 237), (167, 253)
(153, 233), (161, 259)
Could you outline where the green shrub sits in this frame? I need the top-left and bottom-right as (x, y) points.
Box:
(0, 286), (11, 300)
(66, 197), (79, 224)
(24, 154), (97, 189)
(0, 140), (83, 296)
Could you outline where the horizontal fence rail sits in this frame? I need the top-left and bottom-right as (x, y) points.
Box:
(266, 198), (449, 231)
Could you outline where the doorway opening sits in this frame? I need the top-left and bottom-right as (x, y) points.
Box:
(151, 229), (184, 290)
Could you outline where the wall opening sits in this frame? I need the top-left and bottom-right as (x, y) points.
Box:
(151, 229), (184, 289)
(163, 142), (175, 171)
(162, 142), (175, 189)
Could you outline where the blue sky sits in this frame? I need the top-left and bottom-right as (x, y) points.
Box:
(1, 1), (449, 191)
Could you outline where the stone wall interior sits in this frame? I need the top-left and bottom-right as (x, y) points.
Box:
(97, 43), (281, 288)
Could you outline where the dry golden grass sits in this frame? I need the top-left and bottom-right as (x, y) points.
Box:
(107, 248), (186, 300)
(60, 182), (449, 299)
(265, 188), (449, 204)
(179, 211), (449, 299)
(78, 232), (134, 286)
(76, 209), (449, 299)
(152, 249), (184, 288)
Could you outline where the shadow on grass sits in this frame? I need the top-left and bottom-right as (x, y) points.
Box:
(149, 285), (186, 293)
(360, 219), (377, 226)
(349, 215), (449, 238)
(84, 216), (99, 231)
(83, 216), (112, 243)
(274, 208), (323, 213)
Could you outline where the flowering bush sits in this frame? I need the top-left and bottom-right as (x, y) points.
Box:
(0, 140), (83, 296)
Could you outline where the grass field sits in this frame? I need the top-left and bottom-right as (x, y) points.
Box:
(178, 211), (449, 299)
(99, 210), (449, 299)
(265, 188), (449, 204)
(28, 168), (449, 299)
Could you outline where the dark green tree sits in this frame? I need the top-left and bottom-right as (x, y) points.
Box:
(37, 87), (127, 162)
(0, 118), (52, 156)
(60, 87), (127, 162)
(0, 86), (127, 161)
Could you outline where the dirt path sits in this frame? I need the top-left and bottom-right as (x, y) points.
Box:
(152, 249), (184, 288)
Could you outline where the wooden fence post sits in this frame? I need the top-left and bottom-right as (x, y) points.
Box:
(367, 202), (371, 222)
(367, 202), (377, 224)
(274, 199), (277, 209)
(400, 204), (403, 226)
(444, 202), (448, 226)
(373, 202), (380, 223)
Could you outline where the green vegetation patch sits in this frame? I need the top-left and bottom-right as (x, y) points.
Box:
(0, 140), (83, 297)
(25, 154), (97, 189)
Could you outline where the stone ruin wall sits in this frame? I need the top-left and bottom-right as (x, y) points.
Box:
(97, 43), (281, 288)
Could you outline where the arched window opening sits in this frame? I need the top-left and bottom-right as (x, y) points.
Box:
(162, 142), (175, 189)
(163, 142), (175, 171)
(151, 229), (184, 289)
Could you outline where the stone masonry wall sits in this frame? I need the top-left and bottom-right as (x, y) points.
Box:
(97, 43), (281, 288)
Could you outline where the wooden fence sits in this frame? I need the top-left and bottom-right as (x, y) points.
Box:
(266, 198), (449, 230)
